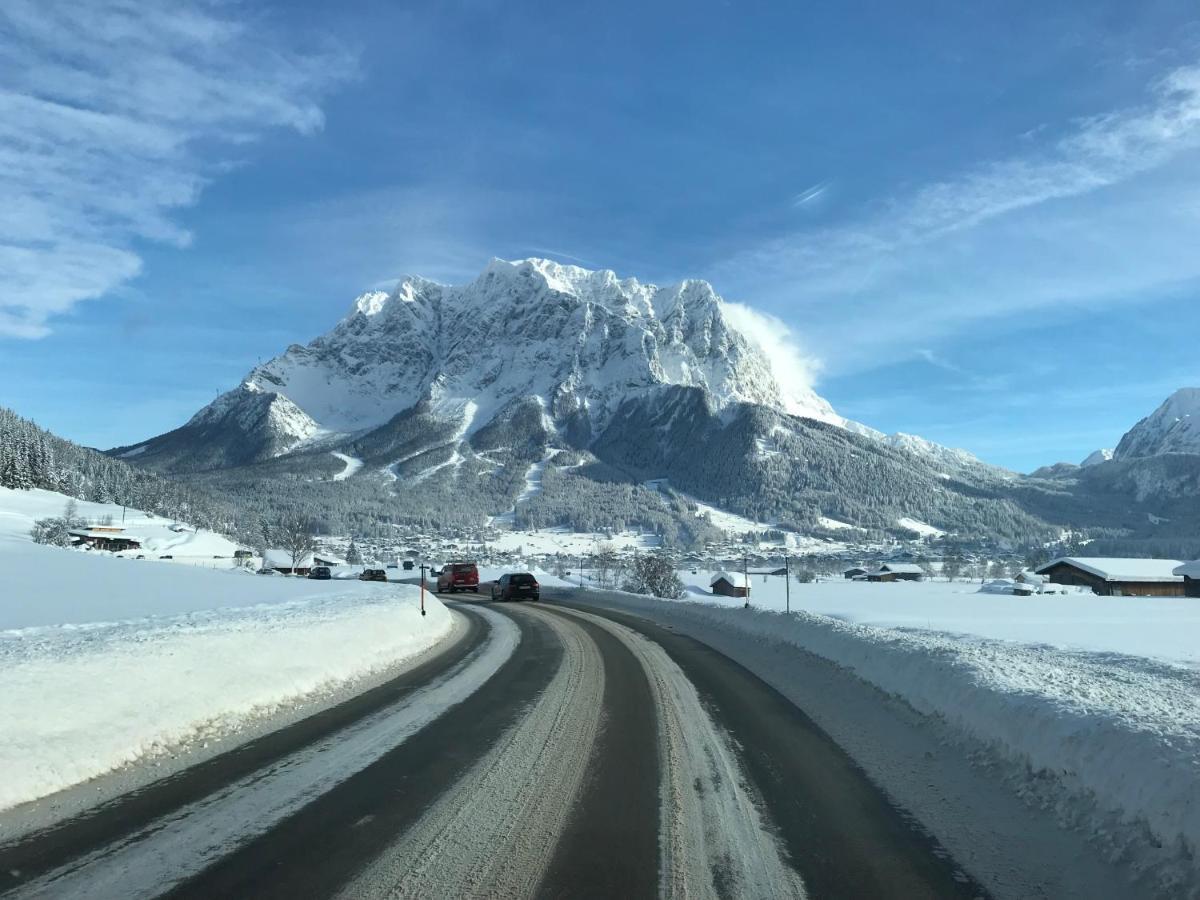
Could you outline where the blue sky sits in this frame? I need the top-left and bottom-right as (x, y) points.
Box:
(3, 0), (1199, 471)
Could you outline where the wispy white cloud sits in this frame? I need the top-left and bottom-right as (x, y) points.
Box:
(717, 60), (1200, 374)
(790, 181), (830, 208)
(722, 302), (826, 413)
(0, 0), (354, 338)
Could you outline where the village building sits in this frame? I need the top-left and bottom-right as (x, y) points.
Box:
(843, 566), (868, 579)
(68, 528), (143, 552)
(867, 562), (924, 582)
(263, 549), (315, 576)
(1035, 557), (1185, 597)
(1172, 560), (1200, 597)
(710, 570), (750, 598)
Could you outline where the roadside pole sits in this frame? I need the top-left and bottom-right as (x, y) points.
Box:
(744, 554), (750, 609)
(784, 551), (790, 615)
(419, 564), (427, 617)
(579, 555), (584, 589)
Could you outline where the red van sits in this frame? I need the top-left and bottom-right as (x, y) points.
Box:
(437, 562), (480, 593)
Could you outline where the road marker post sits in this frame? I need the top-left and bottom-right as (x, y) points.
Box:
(419, 564), (428, 617)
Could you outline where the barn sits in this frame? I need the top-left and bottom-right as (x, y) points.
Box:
(710, 571), (749, 598)
(1173, 560), (1200, 597)
(1035, 557), (1185, 597)
(843, 566), (868, 579)
(68, 528), (142, 552)
(867, 563), (924, 582)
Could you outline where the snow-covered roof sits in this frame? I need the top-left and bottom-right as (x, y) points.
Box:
(263, 549), (315, 568)
(1016, 571), (1046, 584)
(69, 529), (143, 541)
(710, 570), (749, 588)
(1037, 557), (1184, 583)
(1173, 560), (1200, 579)
(879, 563), (924, 574)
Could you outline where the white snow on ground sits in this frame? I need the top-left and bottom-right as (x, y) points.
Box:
(677, 574), (1200, 666)
(896, 516), (945, 537)
(486, 526), (661, 555)
(0, 487), (455, 812)
(474, 566), (574, 587)
(0, 486), (240, 566)
(817, 516), (854, 530)
(330, 451), (363, 481)
(581, 584), (1200, 896)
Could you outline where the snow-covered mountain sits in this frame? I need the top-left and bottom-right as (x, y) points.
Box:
(116, 258), (984, 472)
(1080, 448), (1114, 467)
(115, 259), (1042, 540)
(1114, 388), (1200, 459)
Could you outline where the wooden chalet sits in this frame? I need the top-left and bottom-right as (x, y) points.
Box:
(1035, 557), (1185, 597)
(867, 563), (924, 582)
(710, 571), (749, 598)
(69, 528), (142, 552)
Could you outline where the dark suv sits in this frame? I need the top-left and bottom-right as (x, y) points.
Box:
(437, 562), (479, 593)
(491, 572), (540, 602)
(307, 566), (332, 580)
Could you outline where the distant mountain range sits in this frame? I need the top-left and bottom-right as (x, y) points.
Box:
(108, 259), (1200, 550)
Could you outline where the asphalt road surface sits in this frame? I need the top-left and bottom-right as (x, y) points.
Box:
(0, 590), (987, 899)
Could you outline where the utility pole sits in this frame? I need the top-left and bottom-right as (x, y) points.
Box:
(743, 554), (750, 609)
(784, 551), (790, 615)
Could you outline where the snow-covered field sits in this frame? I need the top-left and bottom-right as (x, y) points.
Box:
(580, 580), (1200, 895)
(677, 572), (1200, 666)
(486, 525), (661, 555)
(0, 486), (240, 566)
(0, 488), (455, 813)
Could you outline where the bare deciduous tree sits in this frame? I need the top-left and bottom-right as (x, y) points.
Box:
(280, 516), (317, 574)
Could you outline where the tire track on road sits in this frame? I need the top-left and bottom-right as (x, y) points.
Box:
(545, 604), (807, 900)
(339, 603), (606, 899)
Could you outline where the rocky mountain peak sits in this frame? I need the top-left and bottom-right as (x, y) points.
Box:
(1114, 388), (1200, 459)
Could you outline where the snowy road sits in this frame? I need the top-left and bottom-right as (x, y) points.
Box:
(0, 596), (983, 899)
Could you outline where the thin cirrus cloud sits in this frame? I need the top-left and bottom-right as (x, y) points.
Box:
(0, 0), (354, 339)
(716, 61), (1200, 375)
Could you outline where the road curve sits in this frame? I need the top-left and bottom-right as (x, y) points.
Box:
(0, 593), (987, 899)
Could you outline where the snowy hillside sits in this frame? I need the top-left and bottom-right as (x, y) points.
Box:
(1115, 388), (1200, 459)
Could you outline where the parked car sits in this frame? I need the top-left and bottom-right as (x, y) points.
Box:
(359, 568), (387, 582)
(437, 561), (479, 593)
(308, 566), (332, 580)
(257, 568), (280, 576)
(491, 572), (540, 602)
(402, 560), (414, 570)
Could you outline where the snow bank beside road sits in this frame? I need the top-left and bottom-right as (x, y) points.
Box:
(677, 572), (1200, 666)
(0, 585), (452, 813)
(573, 590), (1200, 897)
